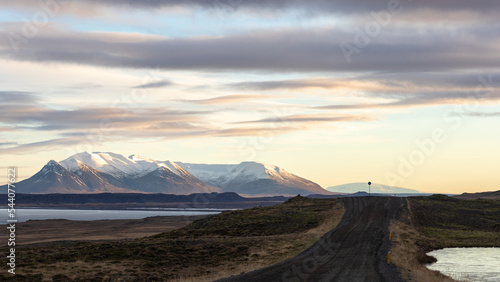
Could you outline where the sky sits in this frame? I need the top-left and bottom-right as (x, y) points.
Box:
(0, 0), (499, 194)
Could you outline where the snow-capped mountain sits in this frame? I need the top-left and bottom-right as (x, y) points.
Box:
(6, 160), (135, 194)
(176, 161), (333, 196)
(5, 152), (219, 194)
(124, 165), (218, 194)
(60, 152), (177, 179)
(13, 160), (88, 193)
(326, 182), (421, 194)
(60, 159), (135, 193)
(2, 152), (332, 196)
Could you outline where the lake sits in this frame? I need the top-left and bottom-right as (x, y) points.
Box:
(0, 208), (226, 224)
(426, 247), (500, 282)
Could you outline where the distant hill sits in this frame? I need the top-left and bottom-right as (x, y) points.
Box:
(326, 182), (421, 194)
(455, 190), (500, 200)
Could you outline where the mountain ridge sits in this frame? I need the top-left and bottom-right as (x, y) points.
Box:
(2, 152), (334, 196)
(176, 161), (333, 196)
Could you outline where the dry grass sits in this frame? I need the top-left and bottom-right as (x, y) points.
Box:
(390, 199), (458, 282)
(172, 201), (345, 282)
(0, 197), (345, 281)
(390, 195), (500, 282)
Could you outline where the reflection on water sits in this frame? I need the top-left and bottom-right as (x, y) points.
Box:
(426, 247), (500, 282)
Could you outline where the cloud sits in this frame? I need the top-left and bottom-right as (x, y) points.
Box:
(3, 0), (500, 16)
(318, 90), (500, 110)
(235, 113), (373, 124)
(211, 126), (296, 138)
(226, 78), (341, 90)
(0, 91), (378, 154)
(66, 83), (102, 90)
(2, 27), (500, 73)
(0, 142), (18, 147)
(0, 91), (38, 103)
(0, 137), (85, 155)
(1, 92), (359, 154)
(185, 95), (269, 104)
(223, 74), (500, 110)
(132, 79), (172, 89)
(226, 73), (500, 92)
(0, 105), (208, 131)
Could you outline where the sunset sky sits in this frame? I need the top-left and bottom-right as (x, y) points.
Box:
(1, 0), (499, 193)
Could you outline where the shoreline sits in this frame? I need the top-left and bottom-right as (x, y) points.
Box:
(0, 206), (235, 211)
(0, 215), (209, 246)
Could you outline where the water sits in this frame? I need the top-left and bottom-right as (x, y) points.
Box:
(426, 247), (500, 282)
(0, 208), (226, 224)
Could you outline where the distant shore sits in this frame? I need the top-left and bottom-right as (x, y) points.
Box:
(0, 215), (208, 246)
(0, 192), (289, 210)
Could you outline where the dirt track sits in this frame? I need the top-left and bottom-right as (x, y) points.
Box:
(219, 196), (406, 282)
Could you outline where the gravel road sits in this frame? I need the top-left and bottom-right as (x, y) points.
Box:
(218, 196), (406, 282)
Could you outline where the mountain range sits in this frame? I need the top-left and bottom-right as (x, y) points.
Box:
(3, 152), (334, 196)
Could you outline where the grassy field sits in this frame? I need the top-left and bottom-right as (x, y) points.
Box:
(411, 194), (500, 250)
(390, 195), (500, 282)
(0, 196), (344, 281)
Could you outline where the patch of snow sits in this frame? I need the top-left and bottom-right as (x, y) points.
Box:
(61, 152), (182, 178)
(158, 160), (182, 176)
(60, 158), (82, 172)
(175, 162), (235, 183)
(176, 161), (294, 186)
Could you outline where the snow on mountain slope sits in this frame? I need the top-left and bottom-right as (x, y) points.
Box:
(174, 162), (234, 185)
(178, 161), (303, 185)
(55, 152), (219, 194)
(61, 152), (177, 178)
(158, 160), (182, 176)
(6, 152), (327, 195)
(62, 159), (136, 193)
(126, 167), (219, 194)
(176, 161), (333, 196)
(5, 160), (89, 193)
(176, 162), (290, 186)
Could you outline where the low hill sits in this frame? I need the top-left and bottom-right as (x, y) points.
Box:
(455, 190), (500, 200)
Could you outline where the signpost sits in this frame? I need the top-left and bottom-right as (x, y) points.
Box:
(368, 181), (371, 195)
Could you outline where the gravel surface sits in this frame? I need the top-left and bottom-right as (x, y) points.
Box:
(218, 196), (407, 282)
